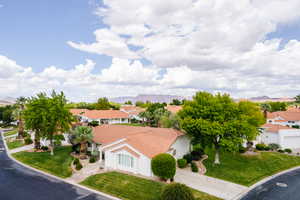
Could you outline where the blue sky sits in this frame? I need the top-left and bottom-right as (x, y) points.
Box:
(1, 0), (300, 100)
(0, 0), (111, 72)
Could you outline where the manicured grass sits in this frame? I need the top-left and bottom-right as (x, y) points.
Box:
(4, 129), (17, 137)
(204, 150), (300, 186)
(12, 146), (73, 178)
(6, 139), (25, 149)
(115, 123), (145, 127)
(81, 171), (220, 200)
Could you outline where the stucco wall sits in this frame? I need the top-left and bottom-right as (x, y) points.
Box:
(169, 135), (191, 159)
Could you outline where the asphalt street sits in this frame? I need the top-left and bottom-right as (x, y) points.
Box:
(241, 167), (300, 200)
(0, 130), (113, 200)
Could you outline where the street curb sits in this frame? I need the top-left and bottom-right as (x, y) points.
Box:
(233, 164), (300, 200)
(0, 131), (120, 200)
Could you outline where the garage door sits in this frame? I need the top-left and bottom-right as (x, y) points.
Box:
(283, 136), (300, 149)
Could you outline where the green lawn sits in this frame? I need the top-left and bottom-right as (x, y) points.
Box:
(81, 171), (220, 200)
(6, 139), (25, 149)
(4, 129), (17, 137)
(204, 150), (300, 186)
(12, 146), (73, 178)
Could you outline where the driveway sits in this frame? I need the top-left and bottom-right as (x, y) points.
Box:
(241, 168), (300, 200)
(0, 130), (113, 200)
(174, 168), (248, 200)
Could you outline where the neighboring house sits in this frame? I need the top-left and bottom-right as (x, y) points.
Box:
(120, 105), (145, 121)
(257, 124), (300, 149)
(267, 110), (300, 127)
(166, 105), (182, 114)
(70, 109), (130, 124)
(90, 125), (190, 177)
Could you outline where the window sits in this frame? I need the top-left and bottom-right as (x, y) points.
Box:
(118, 154), (134, 168)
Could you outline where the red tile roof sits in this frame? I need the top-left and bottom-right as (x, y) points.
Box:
(262, 123), (295, 133)
(267, 111), (300, 121)
(70, 109), (129, 119)
(93, 125), (184, 158)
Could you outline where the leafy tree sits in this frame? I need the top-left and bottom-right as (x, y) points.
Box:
(94, 97), (111, 110)
(269, 102), (287, 112)
(13, 97), (27, 138)
(24, 91), (73, 154)
(170, 99), (182, 105)
(295, 95), (300, 103)
(72, 126), (93, 158)
(179, 92), (264, 164)
(151, 153), (176, 181)
(160, 113), (181, 130)
(0, 105), (14, 125)
(124, 100), (132, 105)
(139, 103), (170, 127)
(161, 183), (195, 200)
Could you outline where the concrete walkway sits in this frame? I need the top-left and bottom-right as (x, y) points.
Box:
(175, 169), (248, 200)
(66, 161), (105, 183)
(9, 144), (34, 154)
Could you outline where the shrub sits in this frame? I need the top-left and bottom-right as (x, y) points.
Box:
(278, 149), (284, 153)
(191, 162), (198, 173)
(191, 151), (202, 161)
(73, 158), (80, 165)
(239, 146), (247, 153)
(160, 183), (195, 200)
(268, 143), (280, 151)
(24, 137), (33, 145)
(183, 153), (193, 164)
(89, 156), (97, 163)
(284, 148), (292, 153)
(177, 159), (187, 168)
(23, 131), (29, 138)
(256, 144), (267, 151)
(88, 120), (99, 127)
(75, 162), (83, 170)
(292, 125), (300, 129)
(264, 146), (271, 151)
(151, 153), (176, 180)
(41, 146), (49, 151)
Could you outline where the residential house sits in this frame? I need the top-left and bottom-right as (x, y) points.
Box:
(90, 125), (190, 177)
(257, 123), (300, 149)
(267, 109), (300, 127)
(120, 105), (145, 121)
(70, 109), (130, 124)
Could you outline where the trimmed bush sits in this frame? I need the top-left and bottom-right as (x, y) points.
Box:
(75, 162), (83, 170)
(256, 144), (267, 151)
(268, 143), (280, 151)
(191, 162), (198, 173)
(73, 158), (80, 165)
(284, 148), (292, 153)
(88, 120), (99, 127)
(41, 146), (49, 151)
(183, 153), (193, 164)
(278, 149), (284, 153)
(264, 146), (271, 151)
(177, 159), (187, 168)
(239, 146), (247, 153)
(191, 151), (202, 161)
(161, 183), (195, 200)
(292, 125), (300, 129)
(24, 137), (33, 145)
(89, 156), (97, 163)
(151, 153), (176, 180)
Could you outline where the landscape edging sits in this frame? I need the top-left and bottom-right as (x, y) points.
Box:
(0, 131), (120, 200)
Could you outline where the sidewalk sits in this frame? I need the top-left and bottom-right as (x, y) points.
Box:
(175, 168), (248, 200)
(9, 144), (34, 154)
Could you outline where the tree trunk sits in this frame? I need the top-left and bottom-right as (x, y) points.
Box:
(214, 145), (220, 164)
(80, 142), (85, 158)
(49, 134), (54, 156)
(17, 117), (24, 139)
(34, 132), (41, 150)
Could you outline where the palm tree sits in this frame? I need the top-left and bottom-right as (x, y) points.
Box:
(260, 103), (271, 119)
(14, 97), (27, 139)
(72, 126), (93, 158)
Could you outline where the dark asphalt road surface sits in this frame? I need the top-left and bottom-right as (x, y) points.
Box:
(0, 130), (113, 200)
(241, 167), (300, 200)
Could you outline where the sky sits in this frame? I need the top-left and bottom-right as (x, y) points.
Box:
(1, 0), (300, 102)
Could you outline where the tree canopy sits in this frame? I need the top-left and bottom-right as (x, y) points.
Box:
(179, 92), (264, 164)
(139, 103), (170, 127)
